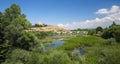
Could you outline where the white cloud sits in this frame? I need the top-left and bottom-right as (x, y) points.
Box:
(110, 5), (119, 13)
(96, 5), (120, 14)
(96, 8), (108, 14)
(57, 5), (120, 30)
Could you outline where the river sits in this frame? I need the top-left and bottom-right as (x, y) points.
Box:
(44, 39), (64, 50)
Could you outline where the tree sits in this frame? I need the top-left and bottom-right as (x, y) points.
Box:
(17, 32), (39, 50)
(101, 24), (120, 42)
(109, 21), (116, 28)
(0, 12), (3, 44)
(114, 26), (120, 42)
(14, 14), (31, 29)
(96, 26), (103, 33)
(101, 28), (113, 39)
(0, 4), (31, 63)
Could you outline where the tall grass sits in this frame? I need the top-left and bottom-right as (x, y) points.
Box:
(57, 36), (107, 50)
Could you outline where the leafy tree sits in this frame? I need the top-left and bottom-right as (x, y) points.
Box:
(109, 21), (116, 28)
(114, 26), (120, 42)
(101, 23), (120, 42)
(34, 24), (47, 27)
(96, 26), (103, 33)
(4, 22), (24, 45)
(17, 32), (39, 50)
(0, 4), (31, 63)
(101, 28), (113, 39)
(34, 24), (43, 27)
(14, 14), (31, 29)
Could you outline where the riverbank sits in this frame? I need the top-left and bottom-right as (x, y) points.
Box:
(56, 36), (108, 51)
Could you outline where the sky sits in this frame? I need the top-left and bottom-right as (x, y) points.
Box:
(0, 0), (120, 29)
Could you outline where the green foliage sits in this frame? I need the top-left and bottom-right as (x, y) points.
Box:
(88, 30), (96, 35)
(114, 27), (120, 42)
(17, 32), (40, 50)
(14, 14), (31, 29)
(27, 52), (43, 64)
(44, 50), (72, 64)
(2, 49), (31, 64)
(34, 24), (47, 27)
(96, 26), (103, 33)
(34, 24), (43, 27)
(58, 36), (107, 50)
(3, 4), (21, 23)
(100, 44), (120, 64)
(101, 28), (113, 39)
(109, 21), (116, 28)
(1, 4), (120, 64)
(31, 43), (45, 54)
(101, 24), (120, 42)
(24, 50), (74, 64)
(0, 4), (32, 62)
(85, 46), (104, 64)
(4, 22), (24, 44)
(83, 43), (120, 64)
(71, 49), (85, 64)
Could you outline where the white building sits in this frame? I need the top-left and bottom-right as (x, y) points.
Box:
(37, 21), (43, 25)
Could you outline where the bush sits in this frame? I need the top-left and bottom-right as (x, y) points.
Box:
(27, 52), (43, 64)
(31, 43), (45, 54)
(114, 29), (120, 42)
(17, 32), (40, 50)
(101, 45), (120, 64)
(2, 49), (31, 64)
(71, 49), (85, 64)
(43, 50), (72, 64)
(101, 25), (120, 42)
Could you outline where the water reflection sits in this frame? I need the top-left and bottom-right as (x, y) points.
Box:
(45, 40), (64, 50)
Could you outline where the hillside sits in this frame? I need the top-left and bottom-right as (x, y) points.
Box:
(30, 25), (71, 34)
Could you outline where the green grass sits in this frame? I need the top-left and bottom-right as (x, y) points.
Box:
(42, 35), (120, 64)
(84, 44), (120, 64)
(57, 36), (107, 50)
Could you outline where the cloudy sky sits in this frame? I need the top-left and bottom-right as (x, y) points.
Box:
(0, 0), (120, 29)
(58, 5), (120, 29)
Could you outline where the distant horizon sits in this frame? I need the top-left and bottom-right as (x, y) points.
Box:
(0, 0), (120, 29)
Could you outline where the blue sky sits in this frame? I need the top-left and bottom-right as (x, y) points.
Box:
(0, 0), (120, 29)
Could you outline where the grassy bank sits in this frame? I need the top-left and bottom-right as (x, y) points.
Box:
(57, 36), (108, 51)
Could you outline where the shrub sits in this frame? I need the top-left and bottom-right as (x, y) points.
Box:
(2, 49), (30, 64)
(44, 50), (72, 64)
(17, 32), (40, 50)
(114, 29), (120, 42)
(71, 49), (85, 64)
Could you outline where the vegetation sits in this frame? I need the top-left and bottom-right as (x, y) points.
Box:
(0, 4), (31, 62)
(0, 4), (120, 64)
(57, 36), (107, 51)
(101, 22), (120, 42)
(33, 24), (48, 27)
(96, 26), (103, 33)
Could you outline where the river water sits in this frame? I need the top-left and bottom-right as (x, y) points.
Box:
(45, 39), (64, 50)
(44, 39), (87, 55)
